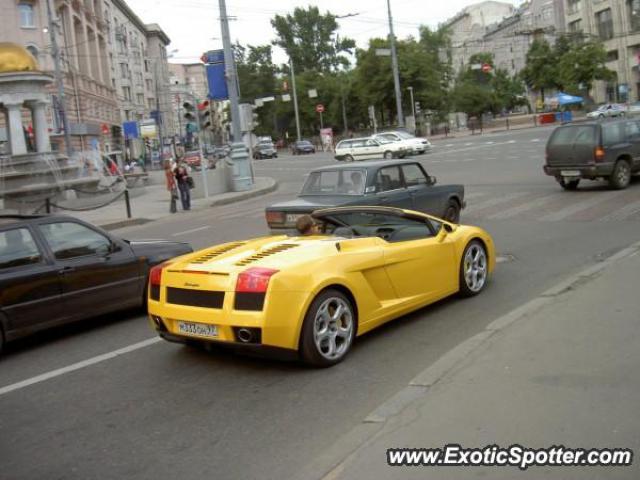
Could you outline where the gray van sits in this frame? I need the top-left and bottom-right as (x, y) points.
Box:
(543, 119), (640, 190)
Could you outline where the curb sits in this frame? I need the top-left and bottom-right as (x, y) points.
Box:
(293, 239), (640, 480)
(97, 178), (277, 231)
(209, 178), (278, 207)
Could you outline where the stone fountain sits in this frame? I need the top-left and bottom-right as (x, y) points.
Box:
(0, 43), (100, 213)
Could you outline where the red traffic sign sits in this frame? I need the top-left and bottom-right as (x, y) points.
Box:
(316, 104), (325, 113)
(481, 63), (492, 73)
(101, 123), (110, 135)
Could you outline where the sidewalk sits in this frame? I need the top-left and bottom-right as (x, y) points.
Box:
(302, 242), (640, 480)
(49, 170), (277, 230)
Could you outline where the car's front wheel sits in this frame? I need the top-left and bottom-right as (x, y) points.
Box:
(300, 289), (356, 367)
(459, 240), (488, 297)
(609, 159), (631, 189)
(383, 150), (394, 159)
(344, 154), (354, 162)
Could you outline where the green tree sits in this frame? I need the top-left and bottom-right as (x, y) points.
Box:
(555, 40), (615, 95)
(271, 7), (355, 72)
(521, 39), (557, 100)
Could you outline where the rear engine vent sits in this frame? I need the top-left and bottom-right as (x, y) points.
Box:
(190, 242), (245, 264)
(234, 243), (299, 266)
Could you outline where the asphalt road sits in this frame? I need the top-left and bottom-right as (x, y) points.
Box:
(2, 126), (640, 480)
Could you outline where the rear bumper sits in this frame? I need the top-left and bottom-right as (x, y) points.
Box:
(543, 164), (613, 178)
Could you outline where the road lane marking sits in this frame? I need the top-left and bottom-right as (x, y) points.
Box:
(600, 199), (640, 221)
(0, 337), (161, 397)
(531, 138), (540, 142)
(539, 190), (627, 221)
(464, 142), (473, 146)
(171, 226), (210, 236)
(486, 193), (565, 220)
(445, 144), (454, 147)
(464, 192), (529, 214)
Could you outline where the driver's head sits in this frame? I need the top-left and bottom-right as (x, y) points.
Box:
(295, 215), (317, 235)
(351, 171), (362, 186)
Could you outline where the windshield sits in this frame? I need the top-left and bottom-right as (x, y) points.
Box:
(376, 137), (393, 145)
(395, 131), (415, 139)
(301, 169), (366, 195)
(298, 141), (312, 146)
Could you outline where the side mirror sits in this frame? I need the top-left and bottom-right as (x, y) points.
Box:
(428, 176), (437, 186)
(442, 223), (453, 233)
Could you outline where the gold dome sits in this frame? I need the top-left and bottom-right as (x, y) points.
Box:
(0, 42), (38, 73)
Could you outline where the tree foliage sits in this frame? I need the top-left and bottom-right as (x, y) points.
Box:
(271, 7), (355, 73)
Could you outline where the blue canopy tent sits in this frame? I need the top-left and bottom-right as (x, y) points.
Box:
(556, 92), (583, 105)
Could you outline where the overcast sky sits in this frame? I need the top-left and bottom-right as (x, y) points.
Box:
(127, 0), (523, 65)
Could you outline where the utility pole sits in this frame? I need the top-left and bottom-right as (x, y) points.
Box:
(46, 0), (73, 155)
(341, 86), (348, 135)
(154, 61), (163, 163)
(218, 0), (241, 143)
(290, 59), (301, 141)
(386, 0), (404, 128)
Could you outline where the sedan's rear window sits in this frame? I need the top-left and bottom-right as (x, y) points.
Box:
(549, 126), (596, 146)
(301, 170), (366, 195)
(0, 228), (42, 269)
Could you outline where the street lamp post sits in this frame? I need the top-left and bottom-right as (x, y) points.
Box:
(408, 86), (416, 133)
(290, 59), (302, 141)
(387, 0), (404, 128)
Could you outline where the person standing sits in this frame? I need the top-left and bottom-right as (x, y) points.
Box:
(164, 159), (178, 213)
(174, 161), (191, 211)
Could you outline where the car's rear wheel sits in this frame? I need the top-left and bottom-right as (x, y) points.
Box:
(609, 159), (631, 189)
(459, 240), (488, 297)
(443, 199), (461, 223)
(300, 289), (355, 367)
(344, 154), (354, 162)
(383, 150), (393, 159)
(558, 178), (580, 190)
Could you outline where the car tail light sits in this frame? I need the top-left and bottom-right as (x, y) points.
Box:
(266, 211), (285, 224)
(236, 267), (279, 293)
(149, 262), (169, 287)
(594, 146), (605, 162)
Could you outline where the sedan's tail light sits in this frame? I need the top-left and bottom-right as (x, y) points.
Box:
(236, 267), (279, 293)
(266, 211), (285, 225)
(594, 146), (605, 162)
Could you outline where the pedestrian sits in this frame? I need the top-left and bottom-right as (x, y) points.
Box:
(164, 159), (178, 213)
(174, 161), (192, 211)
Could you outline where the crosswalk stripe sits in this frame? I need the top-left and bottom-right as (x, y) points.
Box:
(539, 190), (627, 221)
(531, 139), (540, 142)
(464, 192), (488, 201)
(464, 192), (529, 214)
(486, 193), (565, 220)
(600, 198), (640, 221)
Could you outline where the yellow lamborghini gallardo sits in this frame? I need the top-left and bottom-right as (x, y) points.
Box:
(148, 207), (495, 366)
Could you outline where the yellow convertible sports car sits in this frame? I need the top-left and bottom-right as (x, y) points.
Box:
(148, 206), (495, 366)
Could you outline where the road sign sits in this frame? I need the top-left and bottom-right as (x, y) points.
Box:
(316, 104), (325, 113)
(481, 63), (492, 73)
(101, 123), (110, 135)
(375, 48), (391, 56)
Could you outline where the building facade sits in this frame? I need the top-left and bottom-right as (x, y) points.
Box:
(0, 0), (172, 157)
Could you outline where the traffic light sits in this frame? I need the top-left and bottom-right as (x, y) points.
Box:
(183, 101), (196, 134)
(198, 100), (212, 131)
(415, 102), (421, 115)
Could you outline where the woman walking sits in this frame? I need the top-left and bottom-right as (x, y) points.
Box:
(174, 161), (192, 211)
(164, 159), (178, 213)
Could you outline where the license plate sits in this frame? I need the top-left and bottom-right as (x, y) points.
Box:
(286, 213), (304, 223)
(561, 170), (581, 177)
(177, 321), (218, 338)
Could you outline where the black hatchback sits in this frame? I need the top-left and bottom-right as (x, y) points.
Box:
(0, 215), (192, 353)
(544, 120), (640, 190)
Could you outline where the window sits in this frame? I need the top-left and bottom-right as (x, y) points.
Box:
(0, 228), (41, 269)
(568, 19), (583, 34)
(326, 212), (434, 243)
(596, 9), (613, 40)
(136, 93), (144, 105)
(402, 164), (428, 187)
(602, 123), (625, 145)
(630, 0), (640, 31)
(625, 121), (640, 138)
(567, 0), (582, 15)
(607, 50), (619, 61)
(39, 222), (111, 260)
(19, 2), (35, 28)
(122, 86), (131, 101)
(375, 166), (403, 192)
(301, 169), (366, 195)
(25, 45), (38, 59)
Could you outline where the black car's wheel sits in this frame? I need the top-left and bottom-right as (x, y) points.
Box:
(443, 200), (461, 223)
(459, 240), (488, 297)
(344, 154), (354, 162)
(300, 289), (356, 367)
(558, 178), (580, 190)
(273, 153), (278, 158)
(383, 150), (394, 160)
(609, 159), (631, 190)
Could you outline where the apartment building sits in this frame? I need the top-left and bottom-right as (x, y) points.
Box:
(0, 0), (172, 154)
(565, 0), (640, 103)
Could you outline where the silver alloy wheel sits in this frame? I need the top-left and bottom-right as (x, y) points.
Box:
(617, 161), (630, 186)
(313, 297), (354, 361)
(463, 243), (487, 293)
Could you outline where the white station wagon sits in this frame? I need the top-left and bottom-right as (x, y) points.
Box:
(335, 137), (407, 162)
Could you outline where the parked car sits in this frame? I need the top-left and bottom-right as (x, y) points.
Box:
(373, 131), (432, 155)
(335, 137), (407, 161)
(290, 140), (316, 155)
(253, 142), (278, 159)
(265, 160), (465, 230)
(148, 206), (494, 366)
(0, 214), (192, 353)
(586, 103), (627, 119)
(627, 101), (640, 115)
(543, 119), (640, 190)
